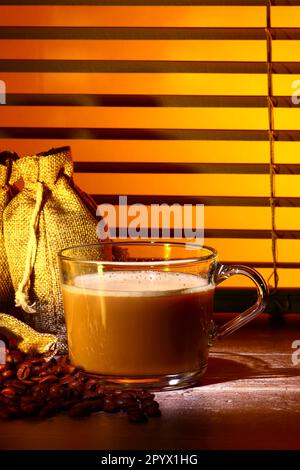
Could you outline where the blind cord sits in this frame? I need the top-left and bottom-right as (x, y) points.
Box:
(266, 0), (279, 293)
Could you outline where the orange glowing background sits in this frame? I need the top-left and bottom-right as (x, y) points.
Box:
(0, 3), (300, 289)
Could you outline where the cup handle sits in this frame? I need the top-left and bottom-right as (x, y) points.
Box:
(209, 264), (268, 344)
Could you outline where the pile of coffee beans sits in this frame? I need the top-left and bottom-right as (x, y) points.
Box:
(0, 348), (161, 423)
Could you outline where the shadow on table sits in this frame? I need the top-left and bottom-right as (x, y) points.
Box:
(198, 352), (300, 387)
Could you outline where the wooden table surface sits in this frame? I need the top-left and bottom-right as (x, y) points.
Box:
(1, 313), (300, 451)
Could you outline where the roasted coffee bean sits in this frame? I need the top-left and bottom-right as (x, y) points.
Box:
(137, 391), (155, 400)
(68, 402), (91, 418)
(82, 398), (104, 413)
(144, 405), (162, 417)
(1, 387), (16, 399)
(92, 398), (105, 412)
(127, 409), (148, 423)
(119, 392), (136, 401)
(0, 349), (161, 423)
(67, 379), (81, 390)
(4, 353), (13, 364)
(30, 376), (44, 382)
(20, 379), (34, 386)
(56, 356), (68, 366)
(122, 390), (138, 399)
(31, 383), (41, 397)
(63, 365), (77, 375)
(4, 379), (26, 391)
(9, 350), (24, 365)
(72, 391), (82, 400)
(48, 383), (65, 400)
(39, 370), (51, 377)
(61, 399), (80, 410)
(31, 384), (49, 400)
(31, 365), (42, 375)
(43, 357), (57, 368)
(0, 405), (20, 419)
(59, 374), (74, 386)
(2, 370), (15, 380)
(53, 366), (65, 376)
(38, 375), (58, 385)
(84, 379), (98, 392)
(96, 385), (105, 397)
(6, 405), (21, 418)
(126, 404), (141, 414)
(116, 396), (137, 410)
(39, 403), (59, 418)
(83, 390), (98, 400)
(68, 380), (85, 395)
(21, 402), (40, 416)
(21, 396), (39, 404)
(17, 363), (31, 381)
(103, 397), (120, 413)
(141, 398), (159, 409)
(28, 357), (44, 366)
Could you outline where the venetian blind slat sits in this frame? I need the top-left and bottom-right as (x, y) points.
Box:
(0, 6), (266, 27)
(0, 140), (271, 163)
(0, 73), (268, 96)
(0, 107), (270, 129)
(0, 1), (299, 292)
(0, 40), (267, 61)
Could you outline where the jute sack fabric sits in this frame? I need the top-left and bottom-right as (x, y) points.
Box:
(4, 147), (99, 351)
(0, 152), (16, 307)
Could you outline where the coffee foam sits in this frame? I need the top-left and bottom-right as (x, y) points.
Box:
(64, 271), (213, 297)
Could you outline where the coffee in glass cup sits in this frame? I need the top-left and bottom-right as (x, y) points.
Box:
(58, 242), (267, 390)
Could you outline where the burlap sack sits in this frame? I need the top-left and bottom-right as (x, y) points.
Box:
(3, 147), (99, 351)
(0, 152), (16, 307)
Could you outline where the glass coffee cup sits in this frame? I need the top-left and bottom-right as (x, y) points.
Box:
(58, 241), (268, 390)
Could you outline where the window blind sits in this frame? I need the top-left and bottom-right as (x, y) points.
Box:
(0, 1), (300, 311)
